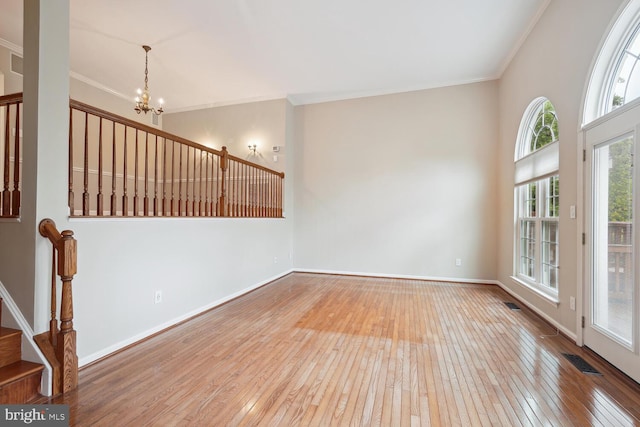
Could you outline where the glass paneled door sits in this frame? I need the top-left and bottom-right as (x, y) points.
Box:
(584, 104), (640, 384)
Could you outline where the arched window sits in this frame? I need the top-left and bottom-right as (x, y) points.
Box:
(514, 98), (560, 298)
(584, 0), (640, 123)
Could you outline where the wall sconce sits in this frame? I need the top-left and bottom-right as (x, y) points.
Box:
(248, 144), (257, 154)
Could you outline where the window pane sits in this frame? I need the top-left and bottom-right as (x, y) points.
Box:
(542, 221), (559, 289)
(522, 182), (537, 217)
(593, 136), (634, 344)
(611, 30), (640, 110)
(529, 101), (559, 152)
(545, 175), (560, 218)
(520, 220), (536, 279)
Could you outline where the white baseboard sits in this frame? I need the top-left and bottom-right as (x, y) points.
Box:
(0, 280), (53, 396)
(292, 268), (497, 285)
(78, 269), (294, 367)
(494, 280), (577, 342)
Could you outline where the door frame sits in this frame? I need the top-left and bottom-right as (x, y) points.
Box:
(581, 100), (640, 384)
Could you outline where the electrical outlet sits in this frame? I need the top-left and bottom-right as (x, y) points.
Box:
(273, 256), (278, 264)
(455, 258), (462, 267)
(154, 290), (162, 304)
(570, 296), (576, 311)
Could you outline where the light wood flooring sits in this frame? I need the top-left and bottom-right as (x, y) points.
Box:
(43, 273), (640, 426)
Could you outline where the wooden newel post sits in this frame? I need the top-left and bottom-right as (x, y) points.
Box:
(218, 146), (228, 216)
(38, 219), (79, 393)
(57, 230), (78, 392)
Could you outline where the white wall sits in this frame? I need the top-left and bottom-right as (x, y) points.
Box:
(65, 100), (295, 363)
(497, 0), (624, 335)
(162, 99), (288, 176)
(293, 82), (499, 281)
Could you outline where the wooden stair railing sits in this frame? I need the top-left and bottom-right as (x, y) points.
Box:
(0, 92), (285, 219)
(69, 100), (285, 218)
(0, 92), (23, 218)
(34, 218), (78, 396)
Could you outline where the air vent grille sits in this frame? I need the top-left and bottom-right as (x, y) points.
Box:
(10, 53), (23, 76)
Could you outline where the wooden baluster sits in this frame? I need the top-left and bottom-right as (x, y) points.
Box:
(260, 170), (264, 216)
(240, 164), (244, 216)
(267, 173), (273, 218)
(236, 162), (240, 216)
(266, 172), (270, 217)
(11, 103), (20, 216)
(246, 165), (250, 217)
(49, 242), (58, 346)
(133, 130), (139, 216)
(204, 153), (210, 216)
(179, 144), (184, 216)
(162, 138), (168, 216)
(261, 170), (265, 217)
(228, 161), (236, 217)
(192, 146), (197, 216)
(254, 169), (258, 217)
(211, 154), (220, 216)
(278, 177), (284, 218)
(198, 149), (204, 216)
(143, 132), (149, 216)
(82, 112), (89, 215)
(122, 126), (129, 216)
(110, 122), (117, 216)
(2, 104), (10, 216)
(97, 118), (104, 216)
(68, 106), (74, 216)
(171, 140), (176, 216)
(154, 135), (159, 216)
(273, 174), (277, 218)
(233, 162), (240, 216)
(219, 147), (228, 216)
(253, 167), (257, 217)
(259, 170), (263, 217)
(186, 146), (191, 216)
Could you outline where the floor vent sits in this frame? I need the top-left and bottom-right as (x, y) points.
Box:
(562, 353), (602, 375)
(504, 302), (520, 310)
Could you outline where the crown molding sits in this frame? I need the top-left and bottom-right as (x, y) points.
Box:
(0, 37), (22, 54)
(69, 71), (131, 102)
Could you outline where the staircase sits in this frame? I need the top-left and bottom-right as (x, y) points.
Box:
(0, 298), (44, 403)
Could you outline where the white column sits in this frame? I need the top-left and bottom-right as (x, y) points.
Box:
(23, 0), (70, 331)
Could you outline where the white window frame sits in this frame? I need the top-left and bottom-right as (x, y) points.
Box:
(515, 177), (560, 299)
(513, 98), (560, 302)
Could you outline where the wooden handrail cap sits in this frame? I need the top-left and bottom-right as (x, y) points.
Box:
(38, 218), (56, 237)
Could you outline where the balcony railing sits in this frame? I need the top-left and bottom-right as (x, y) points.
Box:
(69, 100), (284, 218)
(2, 93), (285, 219)
(608, 222), (632, 299)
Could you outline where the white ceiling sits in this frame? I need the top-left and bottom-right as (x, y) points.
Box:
(0, 0), (549, 112)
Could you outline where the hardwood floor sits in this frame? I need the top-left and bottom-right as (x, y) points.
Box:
(43, 273), (640, 426)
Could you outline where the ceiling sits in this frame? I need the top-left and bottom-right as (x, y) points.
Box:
(0, 0), (549, 112)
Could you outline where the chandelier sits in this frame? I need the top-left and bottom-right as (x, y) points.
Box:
(134, 45), (164, 115)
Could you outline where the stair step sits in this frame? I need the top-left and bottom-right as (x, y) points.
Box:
(0, 361), (44, 403)
(0, 327), (22, 368)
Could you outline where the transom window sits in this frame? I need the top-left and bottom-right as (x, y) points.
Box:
(610, 24), (640, 111)
(584, 0), (640, 122)
(514, 98), (560, 298)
